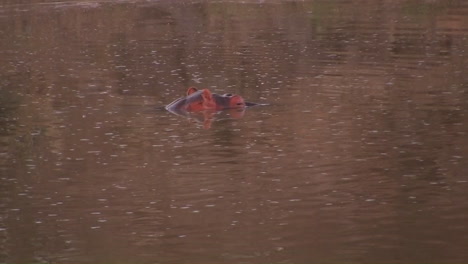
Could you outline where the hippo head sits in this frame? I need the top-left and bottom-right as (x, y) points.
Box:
(183, 87), (246, 111)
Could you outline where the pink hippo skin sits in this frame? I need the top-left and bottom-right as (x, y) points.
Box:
(165, 87), (255, 129)
(165, 87), (246, 112)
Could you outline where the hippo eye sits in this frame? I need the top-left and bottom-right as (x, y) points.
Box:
(224, 93), (233, 97)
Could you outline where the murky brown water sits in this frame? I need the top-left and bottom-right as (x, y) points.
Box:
(1, 0), (467, 263)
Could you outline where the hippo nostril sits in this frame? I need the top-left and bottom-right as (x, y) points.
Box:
(224, 93), (233, 97)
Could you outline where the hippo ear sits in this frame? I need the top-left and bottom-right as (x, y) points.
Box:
(186, 87), (198, 95)
(201, 89), (216, 109)
(201, 89), (213, 101)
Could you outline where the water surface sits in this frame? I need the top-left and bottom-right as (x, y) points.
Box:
(1, 0), (467, 263)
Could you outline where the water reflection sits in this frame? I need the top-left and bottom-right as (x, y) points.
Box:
(167, 107), (247, 129)
(1, 0), (468, 263)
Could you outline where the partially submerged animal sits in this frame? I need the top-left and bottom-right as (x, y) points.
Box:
(165, 87), (248, 112)
(165, 87), (260, 129)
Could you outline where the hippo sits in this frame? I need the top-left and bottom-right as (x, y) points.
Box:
(165, 87), (247, 112)
(165, 87), (259, 129)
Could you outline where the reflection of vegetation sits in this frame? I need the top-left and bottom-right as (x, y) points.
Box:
(0, 81), (27, 172)
(0, 85), (45, 176)
(0, 88), (20, 138)
(402, 0), (459, 21)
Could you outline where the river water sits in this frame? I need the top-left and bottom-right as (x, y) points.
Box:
(1, 0), (467, 263)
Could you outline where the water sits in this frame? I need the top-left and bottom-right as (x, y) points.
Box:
(1, 0), (467, 263)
